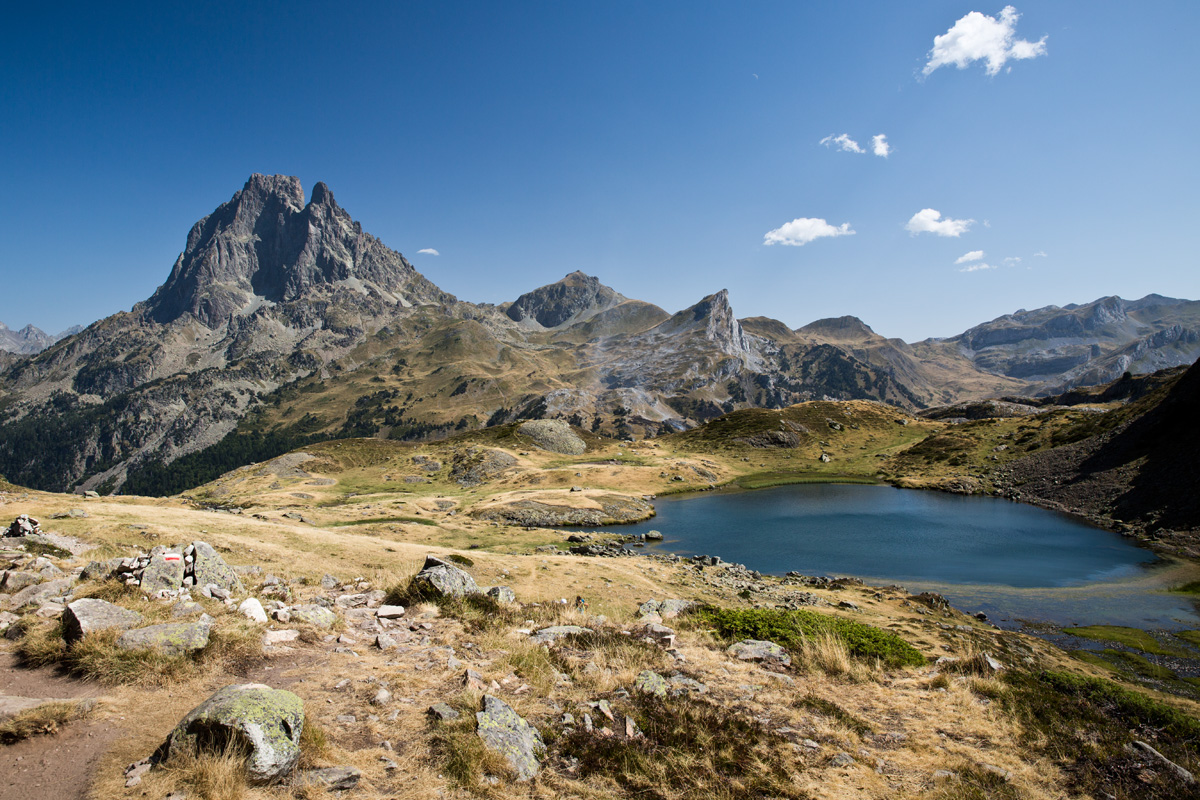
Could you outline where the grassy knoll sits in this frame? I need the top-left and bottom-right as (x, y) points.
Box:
(1062, 625), (1191, 657)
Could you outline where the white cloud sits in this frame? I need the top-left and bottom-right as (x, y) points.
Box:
(923, 6), (1048, 77)
(955, 250), (985, 264)
(1004, 256), (1022, 264)
(764, 217), (856, 247)
(819, 133), (864, 154)
(959, 262), (999, 273)
(871, 134), (891, 157)
(417, 248), (440, 256)
(1033, 250), (1047, 257)
(905, 208), (975, 237)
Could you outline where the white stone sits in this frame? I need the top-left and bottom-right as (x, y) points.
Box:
(239, 598), (268, 624)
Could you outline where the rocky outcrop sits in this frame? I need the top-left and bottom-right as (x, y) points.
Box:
(475, 695), (544, 781)
(517, 419), (586, 455)
(506, 271), (626, 328)
(474, 494), (654, 528)
(62, 599), (144, 644)
(117, 618), (212, 656)
(161, 683), (305, 784)
(410, 555), (479, 599)
(450, 448), (518, 487)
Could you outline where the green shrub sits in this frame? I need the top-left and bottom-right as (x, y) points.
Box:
(686, 605), (924, 668)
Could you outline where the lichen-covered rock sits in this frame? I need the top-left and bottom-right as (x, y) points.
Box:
(475, 695), (544, 781)
(530, 625), (591, 645)
(290, 604), (337, 629)
(164, 683), (304, 785)
(517, 419), (587, 455)
(189, 541), (242, 594)
(62, 598), (144, 644)
(116, 618), (211, 656)
(7, 578), (72, 611)
(79, 560), (114, 582)
(634, 670), (668, 697)
(486, 586), (516, 604)
(728, 639), (791, 667)
(411, 555), (478, 599)
(292, 766), (361, 790)
(140, 553), (185, 594)
(637, 598), (694, 619)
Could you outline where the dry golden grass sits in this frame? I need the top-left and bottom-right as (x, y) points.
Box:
(0, 699), (93, 744)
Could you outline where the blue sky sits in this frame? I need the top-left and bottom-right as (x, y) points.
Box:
(2, 2), (1197, 341)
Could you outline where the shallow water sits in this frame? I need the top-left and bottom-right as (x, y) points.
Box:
(590, 484), (1200, 631)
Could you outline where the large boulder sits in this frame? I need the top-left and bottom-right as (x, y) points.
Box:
(140, 552), (185, 594)
(162, 683), (304, 784)
(117, 618), (211, 656)
(728, 639), (791, 667)
(189, 541), (242, 593)
(411, 555), (478, 599)
(290, 604), (337, 629)
(517, 419), (586, 455)
(475, 695), (544, 781)
(62, 598), (144, 644)
(6, 578), (72, 611)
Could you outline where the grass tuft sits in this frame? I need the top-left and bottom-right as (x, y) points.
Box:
(792, 693), (873, 736)
(0, 700), (91, 744)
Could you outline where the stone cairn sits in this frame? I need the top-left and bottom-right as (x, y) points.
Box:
(4, 514), (41, 537)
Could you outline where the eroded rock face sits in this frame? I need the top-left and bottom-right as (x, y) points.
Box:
(62, 599), (144, 644)
(517, 419), (587, 455)
(475, 695), (544, 781)
(505, 271), (626, 328)
(163, 683), (304, 784)
(411, 556), (478, 599)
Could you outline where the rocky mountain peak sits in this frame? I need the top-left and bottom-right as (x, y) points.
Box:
(797, 315), (877, 341)
(143, 175), (450, 328)
(663, 289), (751, 357)
(506, 272), (627, 328)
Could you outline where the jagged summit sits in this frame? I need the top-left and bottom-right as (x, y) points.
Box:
(143, 174), (451, 327)
(656, 289), (751, 357)
(0, 322), (58, 355)
(506, 271), (627, 328)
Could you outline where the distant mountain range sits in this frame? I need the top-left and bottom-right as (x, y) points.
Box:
(0, 321), (83, 355)
(0, 174), (1196, 495)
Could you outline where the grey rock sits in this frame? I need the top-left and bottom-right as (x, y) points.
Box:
(530, 625), (591, 644)
(485, 586), (516, 604)
(727, 639), (791, 667)
(117, 618), (211, 655)
(517, 419), (586, 455)
(62, 598), (144, 643)
(831, 752), (856, 767)
(376, 604), (405, 619)
(475, 695), (545, 782)
(290, 604), (337, 629)
(140, 553), (185, 594)
(190, 541), (242, 593)
(0, 571), (40, 593)
(6, 578), (71, 610)
(171, 600), (205, 618)
(1132, 739), (1195, 783)
(292, 766), (361, 791)
(238, 598), (268, 623)
(634, 670), (668, 697)
(78, 561), (112, 582)
(164, 683), (304, 785)
(427, 702), (460, 721)
(411, 555), (479, 599)
(320, 574), (339, 590)
(5, 514), (40, 537)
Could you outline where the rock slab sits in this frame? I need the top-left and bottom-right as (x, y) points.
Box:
(62, 598), (144, 644)
(475, 695), (544, 781)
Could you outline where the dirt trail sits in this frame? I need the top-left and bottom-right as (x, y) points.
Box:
(0, 652), (120, 800)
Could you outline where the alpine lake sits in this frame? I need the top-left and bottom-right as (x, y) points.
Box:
(583, 483), (1200, 685)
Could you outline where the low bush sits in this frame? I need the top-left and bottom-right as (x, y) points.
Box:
(686, 605), (925, 668)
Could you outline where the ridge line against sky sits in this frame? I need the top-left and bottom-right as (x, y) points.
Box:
(1, 2), (1196, 342)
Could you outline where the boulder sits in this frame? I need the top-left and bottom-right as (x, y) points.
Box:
(411, 555), (478, 599)
(163, 683), (304, 784)
(238, 598), (268, 624)
(140, 553), (185, 594)
(634, 670), (668, 697)
(0, 571), (40, 593)
(7, 578), (72, 610)
(62, 598), (144, 644)
(292, 766), (361, 791)
(485, 586), (516, 604)
(530, 625), (591, 645)
(189, 542), (242, 594)
(290, 604), (337, 629)
(79, 561), (112, 582)
(117, 618), (211, 656)
(728, 639), (791, 667)
(375, 605), (405, 619)
(517, 419), (586, 455)
(475, 695), (545, 781)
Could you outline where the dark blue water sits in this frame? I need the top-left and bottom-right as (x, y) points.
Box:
(587, 484), (1200, 629)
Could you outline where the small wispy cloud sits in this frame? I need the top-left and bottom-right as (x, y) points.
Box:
(955, 250), (985, 264)
(1033, 250), (1047, 257)
(764, 217), (856, 247)
(417, 248), (440, 256)
(959, 262), (999, 273)
(906, 208), (975, 237)
(871, 134), (891, 157)
(819, 134), (864, 154)
(1004, 256), (1022, 264)
(923, 6), (1048, 77)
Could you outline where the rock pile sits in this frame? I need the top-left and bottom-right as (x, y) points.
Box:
(4, 514), (40, 537)
(103, 541), (243, 597)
